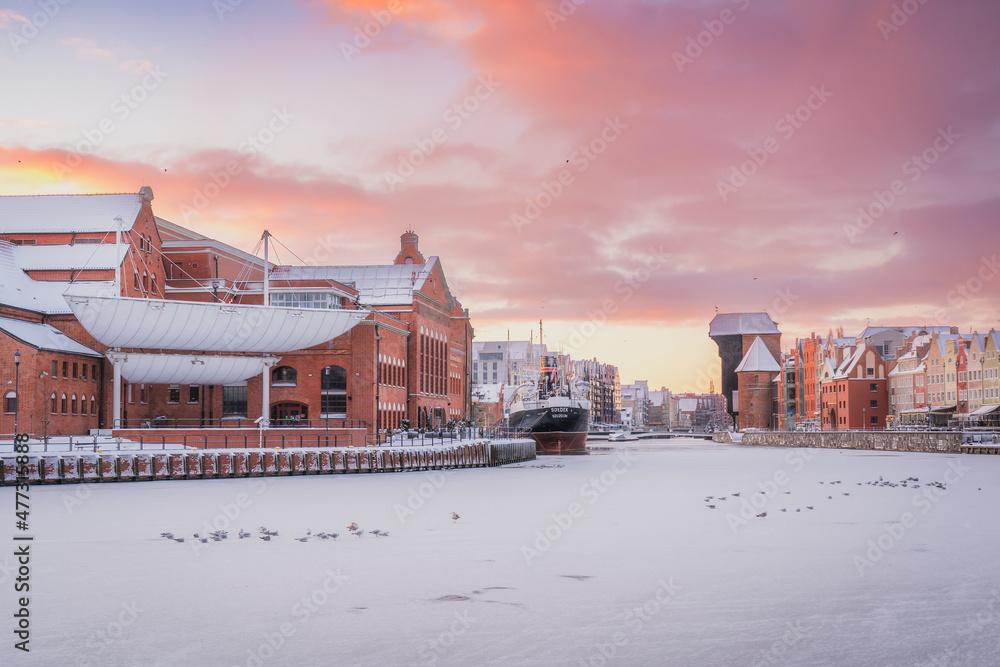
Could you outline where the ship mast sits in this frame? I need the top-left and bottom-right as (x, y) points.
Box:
(262, 229), (271, 306)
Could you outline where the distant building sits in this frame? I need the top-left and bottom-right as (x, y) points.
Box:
(620, 381), (649, 428)
(733, 336), (781, 430)
(573, 358), (620, 425)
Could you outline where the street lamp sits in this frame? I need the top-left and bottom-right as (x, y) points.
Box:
(862, 406), (866, 431)
(13, 350), (20, 437)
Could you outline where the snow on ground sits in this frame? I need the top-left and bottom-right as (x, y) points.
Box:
(2, 438), (999, 666)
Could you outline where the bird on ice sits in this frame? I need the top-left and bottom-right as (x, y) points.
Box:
(732, 493), (740, 497)
(347, 522), (359, 532)
(806, 506), (814, 510)
(352, 529), (364, 537)
(161, 532), (174, 539)
(451, 512), (460, 521)
(369, 530), (382, 536)
(239, 530), (251, 539)
(756, 512), (767, 518)
(173, 537), (185, 543)
(706, 505), (716, 509)
(377, 531), (389, 537)
(260, 535), (271, 542)
(330, 533), (339, 540)
(296, 537), (309, 542)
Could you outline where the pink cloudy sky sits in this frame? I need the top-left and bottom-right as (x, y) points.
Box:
(1, 0), (999, 392)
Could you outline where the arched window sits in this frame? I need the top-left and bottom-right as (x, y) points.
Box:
(61, 393), (68, 414)
(320, 365), (347, 417)
(4, 391), (15, 414)
(91, 396), (97, 416)
(71, 394), (78, 415)
(51, 393), (57, 414)
(271, 366), (297, 386)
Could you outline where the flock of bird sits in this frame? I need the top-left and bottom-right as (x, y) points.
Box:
(703, 476), (950, 516)
(160, 512), (461, 543)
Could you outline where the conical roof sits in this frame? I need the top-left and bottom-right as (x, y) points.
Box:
(735, 336), (780, 373)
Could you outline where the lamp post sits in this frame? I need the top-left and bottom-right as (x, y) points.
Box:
(13, 350), (21, 437)
(862, 406), (866, 431)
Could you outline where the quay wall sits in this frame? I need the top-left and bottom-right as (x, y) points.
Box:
(713, 430), (964, 453)
(0, 438), (536, 486)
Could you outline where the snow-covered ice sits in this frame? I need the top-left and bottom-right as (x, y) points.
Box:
(2, 438), (999, 666)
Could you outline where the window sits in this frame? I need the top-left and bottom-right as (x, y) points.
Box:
(81, 364), (87, 381)
(140, 385), (147, 404)
(61, 394), (67, 414)
(321, 365), (348, 417)
(50, 393), (57, 414)
(168, 386), (180, 404)
(271, 366), (297, 386)
(134, 273), (140, 291)
(126, 384), (133, 404)
(188, 386), (199, 403)
(71, 394), (77, 415)
(4, 391), (15, 414)
(222, 386), (248, 416)
(92, 364), (98, 381)
(52, 360), (58, 377)
(62, 362), (68, 378)
(90, 396), (96, 416)
(871, 416), (878, 425)
(269, 292), (342, 309)
(870, 383), (877, 392)
(870, 400), (878, 408)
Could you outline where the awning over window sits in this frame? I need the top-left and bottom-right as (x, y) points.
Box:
(65, 295), (367, 353)
(970, 404), (1000, 417)
(111, 353), (271, 385)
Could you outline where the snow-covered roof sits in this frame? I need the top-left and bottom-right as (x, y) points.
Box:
(734, 336), (780, 373)
(0, 193), (143, 234)
(472, 383), (503, 403)
(14, 243), (129, 271)
(0, 316), (101, 357)
(272, 259), (439, 306)
(709, 312), (779, 337)
(678, 398), (698, 412)
(834, 345), (867, 379)
(857, 325), (955, 340)
(0, 241), (116, 314)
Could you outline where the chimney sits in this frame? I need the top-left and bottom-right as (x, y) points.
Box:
(394, 230), (425, 265)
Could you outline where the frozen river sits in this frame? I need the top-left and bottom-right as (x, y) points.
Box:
(2, 438), (998, 666)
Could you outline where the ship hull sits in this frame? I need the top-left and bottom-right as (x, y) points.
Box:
(508, 404), (589, 454)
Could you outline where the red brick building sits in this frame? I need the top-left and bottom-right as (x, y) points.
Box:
(0, 190), (472, 438)
(734, 336), (781, 430)
(819, 342), (889, 430)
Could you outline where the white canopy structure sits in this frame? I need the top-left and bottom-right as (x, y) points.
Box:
(64, 295), (368, 353)
(111, 353), (271, 385)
